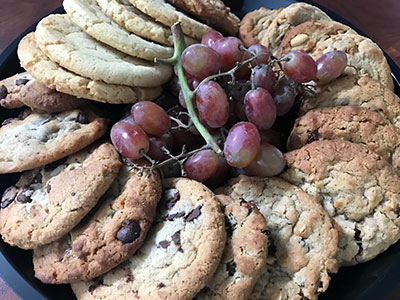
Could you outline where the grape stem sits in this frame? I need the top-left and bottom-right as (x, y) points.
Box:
(156, 23), (223, 155)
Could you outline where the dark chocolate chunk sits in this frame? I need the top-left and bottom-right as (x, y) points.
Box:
(268, 236), (277, 257)
(306, 130), (320, 144)
(1, 186), (18, 209)
(240, 199), (254, 216)
(16, 188), (33, 203)
(126, 273), (134, 282)
(261, 229), (269, 236)
(117, 219), (141, 243)
(71, 192), (76, 196)
(225, 216), (234, 237)
(88, 277), (104, 294)
(157, 283), (166, 289)
(393, 206), (400, 215)
(15, 78), (30, 86)
(226, 260), (237, 276)
(47, 184), (51, 193)
(159, 240), (171, 249)
(76, 112), (89, 124)
(171, 230), (183, 253)
(0, 85), (7, 99)
(167, 211), (185, 221)
(162, 188), (180, 210)
(185, 206), (202, 222)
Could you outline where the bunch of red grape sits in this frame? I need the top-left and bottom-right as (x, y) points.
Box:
(110, 29), (347, 187)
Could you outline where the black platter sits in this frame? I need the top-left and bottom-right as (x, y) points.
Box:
(0, 1), (399, 299)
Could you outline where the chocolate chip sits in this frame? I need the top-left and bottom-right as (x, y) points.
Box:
(159, 240), (170, 249)
(171, 230), (183, 253)
(126, 273), (134, 282)
(117, 219), (141, 243)
(88, 277), (103, 294)
(71, 192), (76, 196)
(76, 112), (89, 124)
(163, 188), (180, 210)
(261, 229), (269, 236)
(0, 85), (7, 99)
(1, 118), (14, 126)
(185, 206), (202, 222)
(268, 236), (277, 257)
(306, 130), (320, 144)
(47, 184), (51, 193)
(393, 206), (400, 215)
(1, 186), (18, 209)
(167, 211), (185, 221)
(60, 247), (71, 261)
(157, 283), (166, 288)
(15, 78), (30, 86)
(16, 188), (33, 203)
(240, 199), (254, 216)
(225, 213), (238, 238)
(226, 260), (236, 276)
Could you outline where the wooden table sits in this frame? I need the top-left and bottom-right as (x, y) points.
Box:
(0, 0), (399, 299)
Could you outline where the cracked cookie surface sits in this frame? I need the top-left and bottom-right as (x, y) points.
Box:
(0, 107), (108, 174)
(128, 0), (212, 40)
(288, 106), (400, 170)
(96, 0), (196, 46)
(282, 140), (400, 265)
(218, 176), (338, 300)
(299, 75), (400, 127)
(195, 194), (267, 300)
(0, 143), (121, 249)
(18, 33), (162, 103)
(260, 2), (330, 51)
(63, 0), (174, 61)
(35, 14), (173, 88)
(33, 163), (161, 283)
(71, 177), (226, 299)
(311, 33), (394, 91)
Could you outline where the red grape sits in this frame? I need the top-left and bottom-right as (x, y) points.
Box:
(244, 143), (286, 176)
(252, 64), (276, 92)
(131, 101), (171, 137)
(211, 37), (244, 70)
(248, 44), (271, 66)
(110, 120), (149, 160)
(196, 81), (229, 128)
(244, 88), (276, 130)
(201, 30), (223, 47)
(316, 50), (348, 83)
(184, 150), (219, 182)
(204, 156), (229, 188)
(181, 44), (221, 80)
(147, 133), (173, 161)
(272, 77), (297, 116)
(259, 129), (283, 150)
(282, 50), (317, 83)
(224, 122), (260, 168)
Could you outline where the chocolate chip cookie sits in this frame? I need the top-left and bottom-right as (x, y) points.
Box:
(0, 143), (121, 249)
(218, 175), (339, 300)
(71, 177), (226, 299)
(196, 194), (268, 300)
(282, 140), (400, 266)
(0, 108), (108, 174)
(287, 106), (400, 170)
(33, 163), (162, 283)
(0, 72), (87, 113)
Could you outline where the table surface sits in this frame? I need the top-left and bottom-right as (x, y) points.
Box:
(0, 0), (400, 299)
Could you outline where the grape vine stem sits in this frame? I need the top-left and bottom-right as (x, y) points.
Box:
(156, 23), (223, 155)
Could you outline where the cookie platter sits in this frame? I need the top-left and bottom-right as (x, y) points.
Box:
(1, 0), (400, 299)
